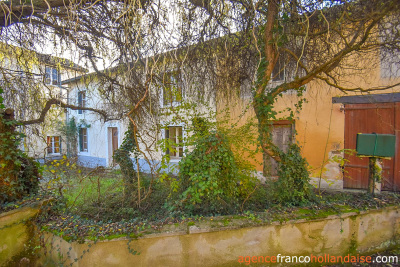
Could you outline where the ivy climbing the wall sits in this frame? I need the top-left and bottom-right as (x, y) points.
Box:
(271, 144), (315, 205)
(175, 132), (240, 214)
(0, 87), (40, 204)
(251, 26), (314, 205)
(113, 122), (139, 200)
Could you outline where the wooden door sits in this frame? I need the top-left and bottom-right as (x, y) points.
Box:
(343, 103), (397, 190)
(265, 121), (293, 176)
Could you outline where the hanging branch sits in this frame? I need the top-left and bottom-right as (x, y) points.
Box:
(18, 98), (119, 125)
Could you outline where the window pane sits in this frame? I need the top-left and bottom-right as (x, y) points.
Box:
(162, 71), (183, 105)
(170, 127), (176, 156)
(47, 136), (52, 153)
(272, 57), (285, 81)
(165, 129), (170, 155)
(163, 87), (172, 105)
(79, 128), (84, 151)
(54, 136), (60, 153)
(176, 86), (183, 103)
(78, 92), (82, 106)
(82, 92), (86, 108)
(166, 126), (183, 158)
(52, 68), (58, 85)
(81, 128), (88, 151)
(45, 67), (51, 84)
(177, 127), (182, 143)
(78, 91), (86, 114)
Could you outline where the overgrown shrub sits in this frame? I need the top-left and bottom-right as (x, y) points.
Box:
(0, 99), (40, 204)
(271, 144), (315, 205)
(174, 132), (246, 214)
(113, 122), (138, 197)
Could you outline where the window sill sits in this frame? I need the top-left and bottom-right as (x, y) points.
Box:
(162, 102), (182, 108)
(169, 158), (182, 163)
(47, 153), (61, 156)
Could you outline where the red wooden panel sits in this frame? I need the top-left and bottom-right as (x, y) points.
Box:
(394, 103), (400, 191)
(344, 103), (395, 190)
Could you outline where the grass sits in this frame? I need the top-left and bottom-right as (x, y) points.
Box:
(65, 174), (124, 212)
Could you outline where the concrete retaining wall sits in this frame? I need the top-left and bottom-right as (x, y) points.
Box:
(42, 206), (400, 266)
(0, 205), (41, 266)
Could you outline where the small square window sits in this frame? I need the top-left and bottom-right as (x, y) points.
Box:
(45, 66), (60, 85)
(47, 136), (61, 154)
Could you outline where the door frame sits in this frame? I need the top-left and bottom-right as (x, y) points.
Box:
(107, 126), (119, 167)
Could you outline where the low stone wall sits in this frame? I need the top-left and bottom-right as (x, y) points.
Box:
(42, 206), (400, 266)
(0, 205), (41, 266)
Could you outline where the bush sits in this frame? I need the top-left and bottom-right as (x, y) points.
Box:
(0, 107), (40, 204)
(174, 132), (249, 214)
(271, 144), (315, 205)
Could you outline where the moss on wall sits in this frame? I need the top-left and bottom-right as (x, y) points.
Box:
(0, 205), (41, 266)
(41, 206), (400, 267)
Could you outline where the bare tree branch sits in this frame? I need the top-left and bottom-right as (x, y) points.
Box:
(0, 0), (151, 27)
(19, 98), (117, 125)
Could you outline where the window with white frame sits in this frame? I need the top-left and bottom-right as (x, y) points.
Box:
(78, 91), (86, 114)
(162, 71), (183, 106)
(271, 56), (286, 82)
(45, 66), (61, 85)
(165, 126), (183, 158)
(47, 136), (61, 154)
(79, 128), (88, 152)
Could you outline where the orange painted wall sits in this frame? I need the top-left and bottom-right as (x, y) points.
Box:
(217, 50), (400, 179)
